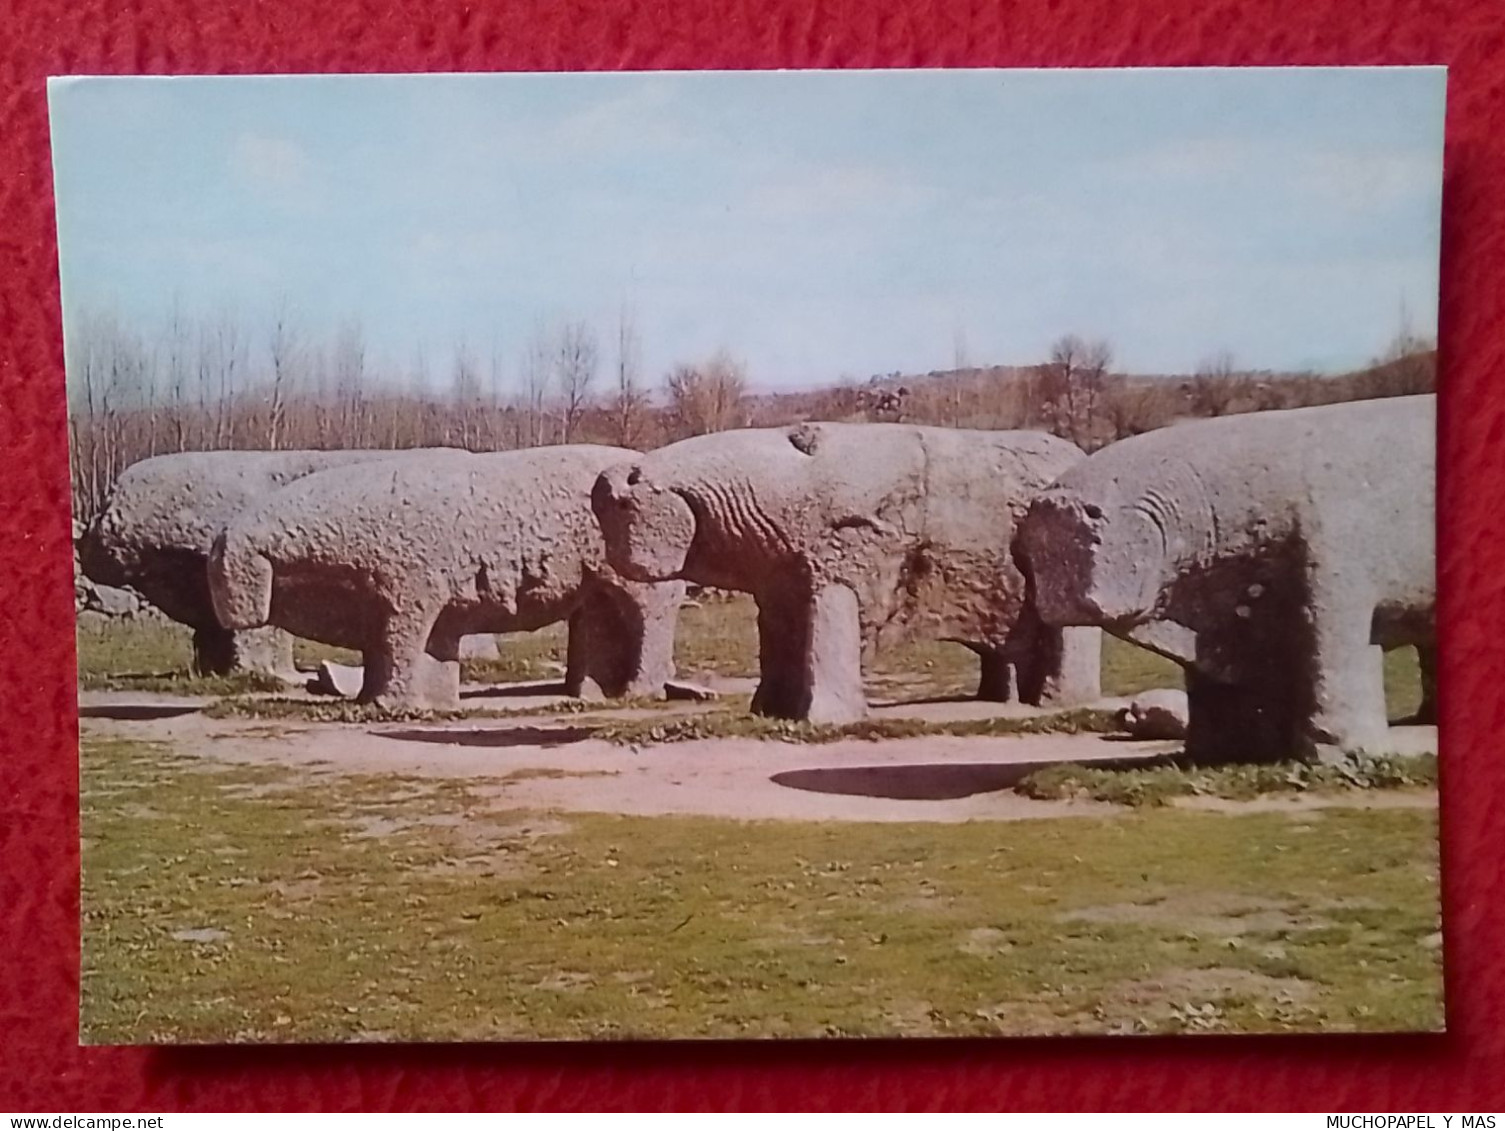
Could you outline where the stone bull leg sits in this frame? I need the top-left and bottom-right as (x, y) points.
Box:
(972, 646), (1014, 702)
(192, 624), (296, 681)
(1014, 625), (1102, 707)
(1305, 580), (1390, 758)
(1410, 643), (1438, 725)
(1180, 618), (1314, 763)
(978, 602), (1102, 706)
(1183, 668), (1296, 765)
(564, 580), (679, 699)
(363, 604), (460, 711)
(751, 582), (866, 724)
(192, 625), (241, 677)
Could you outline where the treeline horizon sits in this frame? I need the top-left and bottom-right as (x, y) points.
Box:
(65, 303), (1436, 522)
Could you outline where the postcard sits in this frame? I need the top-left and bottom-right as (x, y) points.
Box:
(54, 67), (1444, 1042)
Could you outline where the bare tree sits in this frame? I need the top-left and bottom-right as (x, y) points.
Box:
(952, 324), (971, 372)
(665, 349), (748, 438)
(1104, 381), (1160, 441)
(1187, 350), (1240, 417)
(1037, 334), (1112, 450)
(450, 341), (484, 449)
(331, 319), (367, 446)
(161, 300), (192, 452)
(1249, 378), (1286, 412)
(66, 310), (153, 520)
(519, 322), (553, 448)
(1363, 302), (1437, 398)
(608, 305), (648, 447)
(197, 311), (246, 449)
(487, 341), (510, 451)
(554, 320), (599, 444)
(266, 303), (301, 451)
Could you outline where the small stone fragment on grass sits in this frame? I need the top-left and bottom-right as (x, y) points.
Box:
(170, 927), (228, 943)
(1115, 689), (1189, 740)
(310, 660), (364, 699)
(665, 680), (719, 701)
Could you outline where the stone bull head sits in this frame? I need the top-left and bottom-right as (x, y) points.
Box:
(590, 464), (702, 584)
(592, 430), (808, 593)
(1020, 484), (1182, 633)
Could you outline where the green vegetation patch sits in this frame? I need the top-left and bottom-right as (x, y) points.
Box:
(594, 707), (1121, 746)
(201, 696), (604, 724)
(1019, 753), (1438, 808)
(458, 623), (568, 685)
(80, 669), (288, 695)
(80, 735), (1442, 1043)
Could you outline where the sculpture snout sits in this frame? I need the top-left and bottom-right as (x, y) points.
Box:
(1019, 492), (1116, 627)
(76, 511), (129, 588)
(206, 530), (274, 630)
(591, 463), (640, 514)
(591, 462), (696, 584)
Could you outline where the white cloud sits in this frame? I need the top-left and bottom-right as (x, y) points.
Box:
(740, 160), (941, 221)
(550, 79), (685, 157)
(229, 134), (315, 199)
(1292, 149), (1440, 211)
(1110, 135), (1439, 213)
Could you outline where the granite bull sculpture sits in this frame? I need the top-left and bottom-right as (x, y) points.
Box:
(591, 422), (1101, 723)
(208, 445), (686, 710)
(77, 449), (406, 678)
(1019, 394), (1436, 762)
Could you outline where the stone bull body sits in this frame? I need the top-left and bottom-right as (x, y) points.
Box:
(1019, 394), (1436, 762)
(77, 449), (405, 678)
(208, 445), (685, 710)
(592, 422), (1101, 724)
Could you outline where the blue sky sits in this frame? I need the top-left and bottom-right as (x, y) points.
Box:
(48, 67), (1446, 392)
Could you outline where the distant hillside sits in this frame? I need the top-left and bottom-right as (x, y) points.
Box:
(734, 351), (1436, 445)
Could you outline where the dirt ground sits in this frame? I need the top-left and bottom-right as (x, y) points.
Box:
(78, 679), (1439, 824)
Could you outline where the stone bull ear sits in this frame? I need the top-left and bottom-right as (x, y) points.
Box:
(787, 423), (822, 456)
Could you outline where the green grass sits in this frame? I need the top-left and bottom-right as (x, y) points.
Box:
(201, 696), (602, 724)
(1018, 753), (1439, 808)
(200, 697), (1115, 739)
(81, 670), (288, 695)
(80, 735), (1443, 1043)
(76, 617), (195, 677)
(594, 707), (1120, 746)
(75, 596), (1427, 719)
(458, 623), (569, 684)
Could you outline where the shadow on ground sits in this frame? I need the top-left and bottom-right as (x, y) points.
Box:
(375, 724), (596, 749)
(869, 692), (980, 708)
(80, 704), (202, 721)
(771, 755), (1171, 801)
(460, 681), (570, 700)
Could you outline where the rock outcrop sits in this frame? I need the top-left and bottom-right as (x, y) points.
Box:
(1019, 394), (1435, 762)
(208, 445), (685, 710)
(592, 422), (1101, 723)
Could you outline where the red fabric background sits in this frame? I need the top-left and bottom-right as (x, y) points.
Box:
(2, 0), (1501, 1112)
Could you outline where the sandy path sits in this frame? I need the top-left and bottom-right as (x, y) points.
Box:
(78, 685), (1439, 825)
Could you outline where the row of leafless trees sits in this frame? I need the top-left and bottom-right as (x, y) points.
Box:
(66, 305), (750, 521)
(67, 302), (1435, 522)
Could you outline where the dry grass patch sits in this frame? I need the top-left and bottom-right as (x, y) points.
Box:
(81, 735), (1441, 1043)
